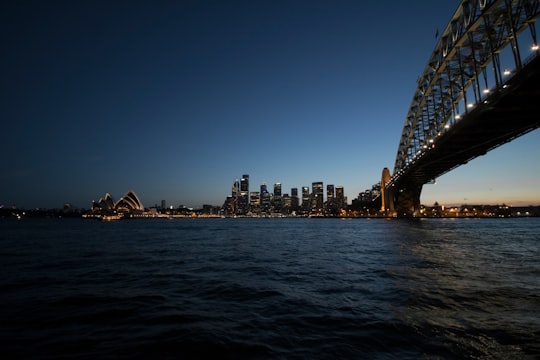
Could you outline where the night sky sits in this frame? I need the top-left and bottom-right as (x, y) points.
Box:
(2, 1), (539, 209)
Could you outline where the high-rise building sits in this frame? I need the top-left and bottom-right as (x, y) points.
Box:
(238, 174), (249, 214)
(250, 192), (260, 214)
(240, 174), (249, 192)
(326, 184), (336, 214)
(312, 182), (324, 213)
(231, 179), (239, 214)
(291, 188), (299, 210)
(282, 194), (291, 213)
(336, 186), (345, 210)
(302, 186), (310, 212)
(326, 184), (335, 202)
(273, 182), (282, 212)
(260, 183), (271, 214)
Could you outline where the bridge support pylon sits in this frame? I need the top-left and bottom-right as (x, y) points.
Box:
(381, 168), (395, 216)
(393, 182), (423, 217)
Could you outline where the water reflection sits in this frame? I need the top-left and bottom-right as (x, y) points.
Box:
(388, 219), (540, 357)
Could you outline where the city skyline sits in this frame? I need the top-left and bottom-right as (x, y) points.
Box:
(221, 173), (347, 216)
(2, 1), (539, 209)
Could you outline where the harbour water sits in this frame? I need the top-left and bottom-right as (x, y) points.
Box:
(1, 217), (539, 359)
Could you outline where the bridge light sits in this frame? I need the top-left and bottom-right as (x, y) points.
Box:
(429, 139), (434, 143)
(503, 69), (511, 76)
(467, 103), (474, 109)
(483, 88), (490, 94)
(455, 114), (461, 120)
(444, 124), (450, 129)
(532, 44), (539, 51)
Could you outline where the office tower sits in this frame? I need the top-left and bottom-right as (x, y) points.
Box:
(240, 174), (249, 192)
(291, 188), (299, 210)
(238, 174), (249, 215)
(231, 179), (239, 214)
(222, 195), (234, 215)
(336, 186), (345, 210)
(273, 182), (282, 212)
(161, 200), (166, 210)
(250, 192), (260, 214)
(302, 186), (310, 211)
(326, 184), (337, 214)
(282, 194), (291, 213)
(326, 184), (335, 203)
(312, 182), (324, 213)
(260, 183), (271, 214)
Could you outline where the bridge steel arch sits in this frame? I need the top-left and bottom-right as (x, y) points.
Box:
(386, 0), (540, 217)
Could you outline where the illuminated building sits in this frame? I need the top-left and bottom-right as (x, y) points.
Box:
(312, 182), (324, 213)
(91, 190), (144, 214)
(302, 186), (310, 211)
(336, 186), (345, 210)
(273, 182), (282, 212)
(238, 174), (249, 214)
(250, 192), (260, 214)
(261, 183), (271, 214)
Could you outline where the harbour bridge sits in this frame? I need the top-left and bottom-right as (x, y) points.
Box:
(380, 0), (540, 217)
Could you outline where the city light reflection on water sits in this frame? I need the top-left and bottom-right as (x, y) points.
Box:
(0, 217), (538, 359)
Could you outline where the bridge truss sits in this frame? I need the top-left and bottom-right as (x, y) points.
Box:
(393, 0), (540, 180)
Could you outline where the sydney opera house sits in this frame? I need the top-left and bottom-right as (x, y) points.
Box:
(87, 190), (144, 219)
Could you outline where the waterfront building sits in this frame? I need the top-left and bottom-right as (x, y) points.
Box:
(91, 190), (144, 216)
(250, 191), (260, 214)
(325, 184), (337, 214)
(312, 182), (324, 213)
(231, 179), (239, 214)
(260, 183), (271, 214)
(238, 175), (249, 215)
(291, 188), (299, 210)
(301, 186), (310, 212)
(336, 186), (345, 210)
(282, 194), (292, 213)
(222, 195), (234, 215)
(273, 182), (282, 212)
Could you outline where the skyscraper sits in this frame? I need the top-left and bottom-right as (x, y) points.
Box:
(302, 186), (310, 212)
(249, 191), (260, 214)
(336, 186), (345, 210)
(231, 179), (240, 214)
(326, 184), (336, 214)
(238, 174), (249, 214)
(291, 187), (299, 210)
(260, 183), (271, 214)
(273, 182), (282, 212)
(312, 182), (324, 213)
(326, 184), (335, 202)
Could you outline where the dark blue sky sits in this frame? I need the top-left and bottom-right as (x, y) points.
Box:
(2, 1), (539, 209)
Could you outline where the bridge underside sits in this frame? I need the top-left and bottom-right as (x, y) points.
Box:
(389, 55), (540, 217)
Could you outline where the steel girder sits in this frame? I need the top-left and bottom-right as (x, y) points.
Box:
(392, 0), (540, 179)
